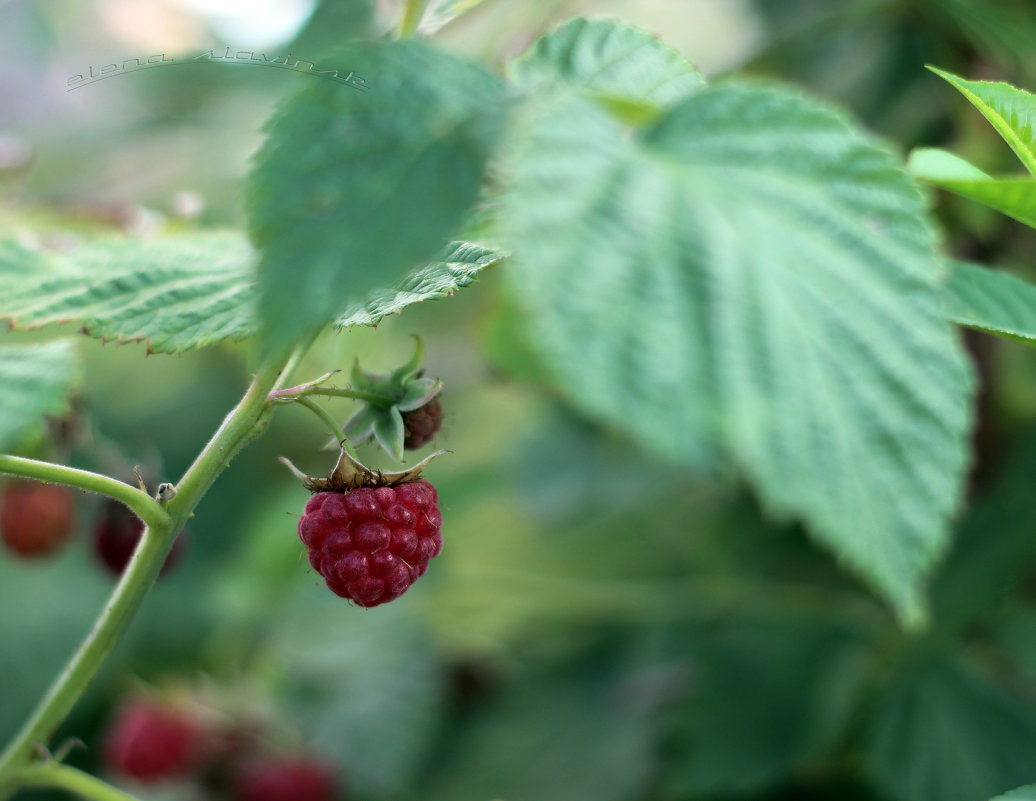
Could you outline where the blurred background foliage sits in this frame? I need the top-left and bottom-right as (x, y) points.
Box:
(3, 1), (1036, 800)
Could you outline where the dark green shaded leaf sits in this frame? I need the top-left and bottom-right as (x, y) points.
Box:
(942, 260), (1036, 345)
(274, 599), (444, 798)
(867, 653), (1036, 801)
(249, 40), (508, 355)
(665, 620), (869, 796)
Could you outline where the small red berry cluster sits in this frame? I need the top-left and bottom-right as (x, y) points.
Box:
(299, 480), (443, 606)
(104, 696), (337, 801)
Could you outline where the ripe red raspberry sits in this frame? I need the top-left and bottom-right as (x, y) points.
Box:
(0, 480), (74, 557)
(104, 698), (201, 783)
(402, 396), (443, 450)
(234, 755), (337, 801)
(92, 499), (186, 577)
(297, 479), (442, 606)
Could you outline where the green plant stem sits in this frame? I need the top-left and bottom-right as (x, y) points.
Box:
(0, 456), (168, 530)
(12, 763), (141, 801)
(270, 384), (395, 406)
(0, 355), (298, 796)
(397, 0), (430, 37)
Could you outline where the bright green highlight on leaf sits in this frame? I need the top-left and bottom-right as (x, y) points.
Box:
(928, 66), (1036, 176)
(501, 81), (973, 625)
(908, 147), (1036, 229)
(510, 17), (704, 123)
(0, 340), (80, 452)
(248, 38), (508, 357)
(334, 241), (506, 329)
(0, 232), (255, 354)
(941, 260), (1036, 346)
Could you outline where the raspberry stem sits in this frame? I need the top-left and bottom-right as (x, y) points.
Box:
(0, 456), (169, 531)
(0, 346), (307, 797)
(8, 762), (141, 801)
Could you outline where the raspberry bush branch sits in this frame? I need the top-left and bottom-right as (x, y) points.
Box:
(0, 455), (168, 531)
(10, 762), (142, 801)
(0, 354), (300, 799)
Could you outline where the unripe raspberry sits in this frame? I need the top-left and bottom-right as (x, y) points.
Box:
(298, 479), (442, 606)
(104, 698), (202, 783)
(92, 499), (187, 577)
(234, 755), (337, 801)
(402, 396), (443, 450)
(0, 480), (74, 557)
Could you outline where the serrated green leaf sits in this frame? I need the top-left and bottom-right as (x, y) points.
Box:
(909, 147), (1036, 228)
(501, 85), (974, 625)
(334, 241), (506, 330)
(929, 67), (1036, 176)
(373, 406), (405, 461)
(867, 653), (1036, 801)
(510, 17), (705, 121)
(0, 341), (80, 451)
(942, 260), (1036, 345)
(0, 232), (257, 354)
(418, 0), (492, 35)
(248, 40), (508, 356)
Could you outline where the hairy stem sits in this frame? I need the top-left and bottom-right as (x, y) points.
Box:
(0, 354), (299, 793)
(11, 763), (141, 801)
(0, 456), (168, 530)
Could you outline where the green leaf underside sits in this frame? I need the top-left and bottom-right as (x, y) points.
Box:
(0, 341), (80, 451)
(510, 17), (705, 110)
(0, 232), (256, 354)
(501, 85), (973, 624)
(249, 39), (508, 357)
(929, 67), (1036, 177)
(867, 654), (1036, 801)
(942, 261), (1036, 345)
(0, 234), (499, 352)
(333, 241), (506, 329)
(909, 148), (1036, 229)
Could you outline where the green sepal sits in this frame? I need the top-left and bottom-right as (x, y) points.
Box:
(350, 358), (384, 396)
(390, 335), (425, 387)
(397, 378), (442, 412)
(343, 404), (380, 440)
(373, 406), (406, 462)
